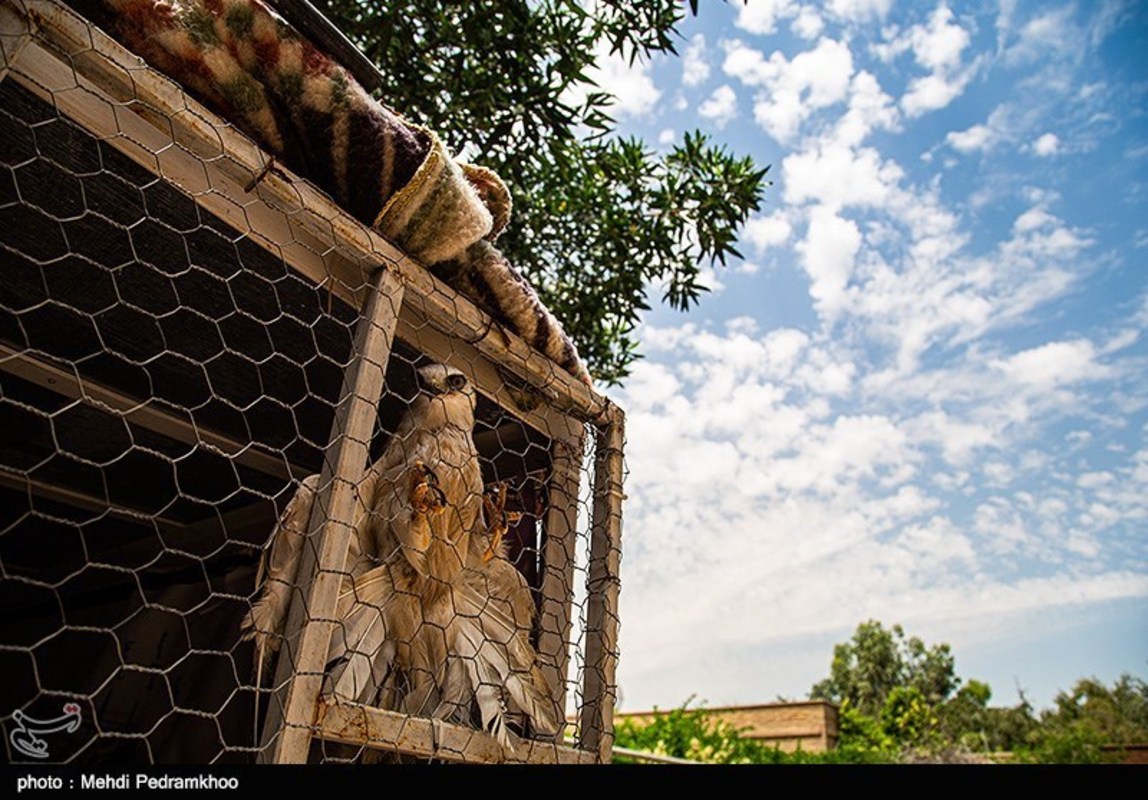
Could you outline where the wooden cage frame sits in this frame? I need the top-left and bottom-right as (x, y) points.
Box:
(0, 0), (623, 764)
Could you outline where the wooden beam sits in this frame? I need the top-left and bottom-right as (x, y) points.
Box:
(0, 0), (33, 82)
(0, 344), (303, 482)
(7, 0), (609, 426)
(259, 265), (403, 763)
(314, 701), (596, 765)
(536, 432), (584, 725)
(394, 306), (582, 446)
(578, 404), (624, 763)
(0, 466), (179, 528)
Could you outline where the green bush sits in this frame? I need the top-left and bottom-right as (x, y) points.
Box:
(612, 700), (893, 764)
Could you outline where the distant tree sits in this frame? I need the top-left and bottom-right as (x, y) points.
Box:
(1016, 674), (1148, 763)
(810, 620), (959, 716)
(308, 0), (769, 383)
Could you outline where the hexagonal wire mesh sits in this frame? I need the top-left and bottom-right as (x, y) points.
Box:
(0, 0), (624, 764)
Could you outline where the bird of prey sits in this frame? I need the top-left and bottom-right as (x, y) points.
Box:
(433, 487), (562, 743)
(325, 362), (485, 709)
(244, 362), (558, 747)
(242, 363), (481, 679)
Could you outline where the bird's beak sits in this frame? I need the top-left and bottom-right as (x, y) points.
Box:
(417, 373), (445, 397)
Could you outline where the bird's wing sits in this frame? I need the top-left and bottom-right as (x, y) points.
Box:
(449, 577), (562, 742)
(242, 474), (320, 668)
(324, 565), (400, 705)
(451, 595), (511, 749)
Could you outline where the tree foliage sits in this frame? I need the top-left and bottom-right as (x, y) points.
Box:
(809, 620), (1148, 763)
(308, 0), (769, 383)
(1015, 674), (1148, 764)
(613, 700), (893, 764)
(810, 619), (958, 716)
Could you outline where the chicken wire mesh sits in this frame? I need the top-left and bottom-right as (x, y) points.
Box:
(0, 0), (623, 765)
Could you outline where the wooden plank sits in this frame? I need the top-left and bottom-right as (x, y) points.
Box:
(0, 466), (271, 530)
(536, 431), (584, 724)
(5, 37), (376, 309)
(0, 466), (181, 528)
(578, 404), (624, 763)
(8, 0), (609, 425)
(0, 344), (302, 481)
(314, 701), (596, 765)
(395, 307), (581, 445)
(0, 0), (34, 81)
(259, 266), (403, 764)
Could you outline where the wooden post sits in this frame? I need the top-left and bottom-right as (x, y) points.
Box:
(0, 344), (301, 481)
(536, 431), (584, 729)
(0, 0), (34, 82)
(578, 404), (624, 763)
(258, 265), (404, 763)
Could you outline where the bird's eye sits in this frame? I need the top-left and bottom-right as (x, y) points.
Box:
(447, 373), (467, 391)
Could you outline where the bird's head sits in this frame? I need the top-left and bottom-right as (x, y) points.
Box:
(415, 363), (477, 428)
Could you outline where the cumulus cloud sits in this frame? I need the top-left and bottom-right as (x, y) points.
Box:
(698, 84), (739, 127)
(723, 37), (855, 143)
(991, 340), (1111, 390)
(783, 142), (903, 210)
(1033, 132), (1061, 156)
(796, 206), (862, 317)
(614, 0), (1146, 713)
(947, 123), (997, 153)
(826, 0), (893, 23)
(584, 42), (661, 118)
(792, 6), (825, 39)
(833, 70), (900, 147)
(902, 70), (977, 117)
(875, 4), (978, 117)
(742, 212), (794, 254)
(1005, 5), (1078, 65)
(616, 312), (1148, 708)
(734, 0), (799, 35)
(682, 34), (710, 88)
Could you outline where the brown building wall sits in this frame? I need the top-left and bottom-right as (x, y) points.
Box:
(616, 701), (839, 753)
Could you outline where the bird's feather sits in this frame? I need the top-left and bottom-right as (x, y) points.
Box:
(242, 474), (319, 668)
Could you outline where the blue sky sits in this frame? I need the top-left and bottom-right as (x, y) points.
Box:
(587, 0), (1148, 713)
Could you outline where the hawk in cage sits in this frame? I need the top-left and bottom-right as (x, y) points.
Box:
(242, 362), (558, 746)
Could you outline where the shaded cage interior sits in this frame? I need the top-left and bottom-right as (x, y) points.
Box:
(0, 74), (598, 763)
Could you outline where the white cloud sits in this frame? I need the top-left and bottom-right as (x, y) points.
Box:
(783, 142), (903, 210)
(910, 4), (972, 72)
(991, 340), (1111, 391)
(792, 6), (825, 39)
(833, 70), (900, 147)
(904, 411), (997, 467)
(1005, 6), (1078, 65)
(682, 34), (710, 88)
(1013, 206), (1057, 234)
(796, 206), (861, 317)
(734, 0), (799, 35)
(742, 212), (794, 254)
(947, 123), (996, 153)
(1033, 132), (1061, 156)
(825, 0), (893, 23)
(585, 42), (661, 118)
(657, 128), (676, 145)
(698, 84), (739, 128)
(876, 4), (977, 117)
(902, 68), (976, 118)
(723, 37), (855, 144)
